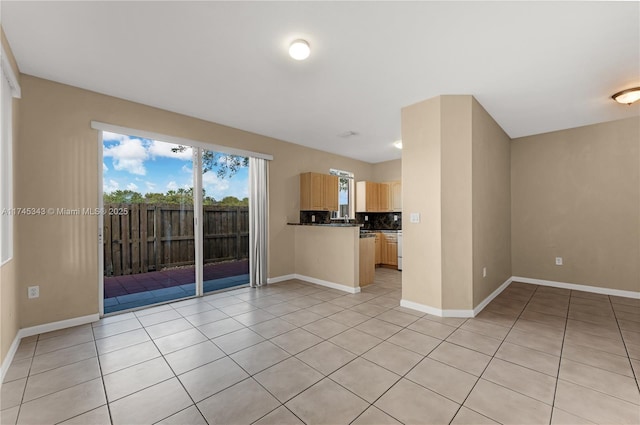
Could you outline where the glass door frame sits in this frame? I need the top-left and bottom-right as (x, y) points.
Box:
(93, 121), (271, 317)
(96, 132), (203, 316)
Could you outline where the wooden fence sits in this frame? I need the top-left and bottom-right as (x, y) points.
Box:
(103, 204), (249, 277)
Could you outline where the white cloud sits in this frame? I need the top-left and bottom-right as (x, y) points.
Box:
(166, 181), (179, 191)
(202, 172), (230, 198)
(148, 140), (193, 161)
(103, 179), (119, 193)
(181, 164), (193, 174)
(103, 162), (108, 172)
(103, 137), (148, 175)
(102, 132), (130, 143)
(145, 181), (157, 192)
(126, 183), (139, 191)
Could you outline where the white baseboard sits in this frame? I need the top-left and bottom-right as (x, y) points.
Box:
(512, 276), (640, 299)
(401, 277), (513, 318)
(18, 314), (100, 339)
(401, 274), (640, 318)
(1, 313), (99, 383)
(1, 332), (22, 384)
(294, 274), (361, 294)
(400, 299), (475, 318)
(267, 274), (296, 284)
(473, 277), (513, 316)
(268, 274), (361, 294)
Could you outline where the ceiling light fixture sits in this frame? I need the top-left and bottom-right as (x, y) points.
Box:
(612, 87), (640, 105)
(289, 39), (310, 60)
(393, 140), (403, 149)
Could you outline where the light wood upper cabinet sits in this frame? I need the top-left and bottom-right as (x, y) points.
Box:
(356, 181), (378, 212)
(323, 174), (339, 212)
(300, 172), (339, 211)
(390, 181), (402, 212)
(378, 183), (391, 212)
(356, 181), (400, 212)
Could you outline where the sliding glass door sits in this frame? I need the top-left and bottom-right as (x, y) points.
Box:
(101, 133), (196, 313)
(100, 132), (251, 314)
(201, 149), (250, 294)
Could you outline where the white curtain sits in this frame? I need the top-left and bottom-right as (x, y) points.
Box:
(249, 157), (268, 287)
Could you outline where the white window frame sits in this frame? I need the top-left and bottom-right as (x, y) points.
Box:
(330, 169), (354, 220)
(0, 46), (21, 265)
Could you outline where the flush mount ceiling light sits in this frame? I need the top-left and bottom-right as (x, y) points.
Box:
(612, 87), (640, 105)
(289, 39), (310, 60)
(393, 140), (403, 149)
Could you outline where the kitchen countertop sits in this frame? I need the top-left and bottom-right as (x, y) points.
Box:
(287, 223), (362, 228)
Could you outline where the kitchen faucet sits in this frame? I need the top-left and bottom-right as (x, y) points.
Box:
(344, 214), (349, 223)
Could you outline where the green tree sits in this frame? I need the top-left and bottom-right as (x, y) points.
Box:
(171, 146), (248, 179)
(105, 187), (221, 205)
(218, 196), (249, 206)
(103, 190), (144, 203)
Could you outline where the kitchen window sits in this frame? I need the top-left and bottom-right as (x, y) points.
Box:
(330, 169), (354, 220)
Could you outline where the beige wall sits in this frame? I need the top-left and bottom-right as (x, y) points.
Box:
(471, 99), (512, 305)
(512, 117), (639, 292)
(1, 259), (18, 362)
(293, 226), (360, 289)
(401, 96), (443, 309)
(1, 27), (21, 364)
(440, 96), (473, 310)
(15, 75), (374, 328)
(402, 95), (512, 312)
(372, 159), (401, 182)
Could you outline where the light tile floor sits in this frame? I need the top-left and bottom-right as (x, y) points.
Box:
(2, 269), (639, 424)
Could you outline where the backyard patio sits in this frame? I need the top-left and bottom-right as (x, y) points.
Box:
(103, 204), (250, 313)
(104, 260), (249, 313)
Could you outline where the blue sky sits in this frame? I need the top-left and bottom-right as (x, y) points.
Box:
(102, 132), (248, 201)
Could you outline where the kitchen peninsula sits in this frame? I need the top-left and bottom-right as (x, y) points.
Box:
(287, 223), (375, 292)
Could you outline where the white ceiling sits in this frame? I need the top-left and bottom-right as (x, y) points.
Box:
(2, 1), (639, 163)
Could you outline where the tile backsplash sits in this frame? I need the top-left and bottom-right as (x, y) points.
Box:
(299, 211), (401, 229)
(299, 211), (332, 224)
(356, 212), (402, 230)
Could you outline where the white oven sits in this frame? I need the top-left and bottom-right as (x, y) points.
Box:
(397, 230), (402, 271)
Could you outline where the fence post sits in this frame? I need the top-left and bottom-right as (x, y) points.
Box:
(154, 205), (161, 272)
(236, 206), (242, 260)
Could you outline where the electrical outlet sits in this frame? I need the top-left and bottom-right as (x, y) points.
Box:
(482, 267), (487, 278)
(28, 286), (39, 299)
(364, 215), (368, 221)
(394, 215), (398, 221)
(410, 213), (420, 223)
(555, 257), (563, 266)
(311, 215), (315, 223)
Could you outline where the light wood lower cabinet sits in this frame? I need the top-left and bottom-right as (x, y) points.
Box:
(375, 232), (398, 268)
(383, 240), (398, 267)
(359, 237), (375, 286)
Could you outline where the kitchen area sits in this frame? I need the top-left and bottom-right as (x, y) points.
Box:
(288, 172), (402, 292)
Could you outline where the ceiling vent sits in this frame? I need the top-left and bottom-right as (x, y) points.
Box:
(338, 131), (359, 138)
